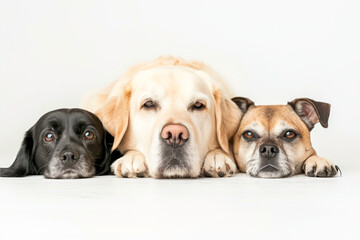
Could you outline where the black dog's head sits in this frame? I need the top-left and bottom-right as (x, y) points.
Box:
(0, 108), (115, 179)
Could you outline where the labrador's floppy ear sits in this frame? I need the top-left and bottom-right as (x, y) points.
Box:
(95, 130), (120, 175)
(0, 128), (36, 177)
(214, 90), (242, 154)
(288, 98), (331, 130)
(232, 97), (254, 113)
(95, 84), (132, 151)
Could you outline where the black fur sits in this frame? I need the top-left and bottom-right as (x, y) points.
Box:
(0, 108), (118, 178)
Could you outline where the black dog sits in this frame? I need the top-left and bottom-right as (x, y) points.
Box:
(0, 108), (118, 179)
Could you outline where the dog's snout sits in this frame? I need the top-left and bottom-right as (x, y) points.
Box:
(260, 144), (279, 159)
(60, 151), (80, 162)
(161, 124), (189, 147)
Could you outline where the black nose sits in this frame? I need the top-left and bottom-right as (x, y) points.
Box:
(260, 144), (279, 158)
(60, 151), (80, 163)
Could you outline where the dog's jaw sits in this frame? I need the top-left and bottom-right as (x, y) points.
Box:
(44, 156), (96, 179)
(244, 146), (294, 178)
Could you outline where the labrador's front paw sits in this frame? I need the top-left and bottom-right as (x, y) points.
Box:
(111, 151), (148, 178)
(202, 149), (237, 177)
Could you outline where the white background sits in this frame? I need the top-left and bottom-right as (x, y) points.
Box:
(0, 0), (359, 169)
(0, 1), (359, 239)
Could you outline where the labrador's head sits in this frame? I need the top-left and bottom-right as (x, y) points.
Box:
(91, 57), (240, 178)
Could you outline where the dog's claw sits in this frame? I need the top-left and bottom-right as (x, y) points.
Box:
(317, 169), (327, 177)
(335, 165), (342, 176)
(307, 168), (315, 177)
(203, 170), (213, 177)
(136, 172), (146, 178)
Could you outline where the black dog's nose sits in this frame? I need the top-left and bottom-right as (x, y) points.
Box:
(260, 144), (279, 158)
(60, 151), (80, 162)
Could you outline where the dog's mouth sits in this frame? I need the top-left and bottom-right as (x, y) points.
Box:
(166, 158), (183, 168)
(44, 168), (82, 179)
(51, 168), (95, 179)
(157, 157), (191, 178)
(59, 169), (82, 179)
(156, 141), (193, 177)
(44, 157), (95, 179)
(246, 157), (292, 178)
(259, 164), (280, 172)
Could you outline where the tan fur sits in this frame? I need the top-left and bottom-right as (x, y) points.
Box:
(83, 56), (240, 178)
(214, 90), (241, 154)
(84, 56), (231, 110)
(233, 104), (337, 178)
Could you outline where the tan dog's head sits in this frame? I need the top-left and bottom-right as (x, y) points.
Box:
(232, 97), (331, 178)
(89, 57), (240, 178)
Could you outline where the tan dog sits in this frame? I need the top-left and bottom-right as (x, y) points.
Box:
(231, 97), (340, 178)
(83, 56), (241, 178)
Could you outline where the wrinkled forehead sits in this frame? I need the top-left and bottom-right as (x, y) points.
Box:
(240, 105), (306, 135)
(131, 66), (213, 101)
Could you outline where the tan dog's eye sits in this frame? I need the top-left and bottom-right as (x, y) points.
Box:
(192, 102), (205, 111)
(44, 132), (55, 142)
(284, 130), (297, 140)
(84, 131), (94, 140)
(143, 100), (156, 109)
(242, 131), (256, 141)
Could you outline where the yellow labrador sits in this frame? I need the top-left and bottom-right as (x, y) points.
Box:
(84, 56), (241, 178)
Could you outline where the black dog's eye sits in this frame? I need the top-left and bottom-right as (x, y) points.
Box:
(83, 131), (94, 140)
(143, 100), (156, 109)
(44, 132), (55, 142)
(284, 130), (297, 140)
(242, 131), (256, 141)
(192, 102), (205, 111)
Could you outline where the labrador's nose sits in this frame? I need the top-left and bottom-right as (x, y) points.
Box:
(260, 144), (279, 158)
(60, 150), (80, 163)
(161, 124), (189, 147)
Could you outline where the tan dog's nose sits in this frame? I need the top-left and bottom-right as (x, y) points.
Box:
(161, 124), (189, 147)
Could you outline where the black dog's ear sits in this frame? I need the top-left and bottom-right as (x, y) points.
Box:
(0, 128), (36, 177)
(232, 97), (254, 113)
(288, 98), (331, 130)
(95, 130), (120, 175)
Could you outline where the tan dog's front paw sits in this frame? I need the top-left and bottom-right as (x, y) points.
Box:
(111, 151), (148, 178)
(303, 156), (340, 177)
(202, 149), (237, 177)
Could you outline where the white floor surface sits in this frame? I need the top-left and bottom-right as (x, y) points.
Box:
(1, 165), (359, 240)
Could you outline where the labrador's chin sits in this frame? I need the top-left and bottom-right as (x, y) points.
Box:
(155, 139), (196, 178)
(156, 167), (192, 179)
(156, 157), (193, 178)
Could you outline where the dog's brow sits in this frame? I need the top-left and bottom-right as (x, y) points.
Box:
(139, 94), (159, 103)
(48, 120), (60, 129)
(188, 94), (209, 105)
(73, 121), (90, 132)
(272, 121), (298, 136)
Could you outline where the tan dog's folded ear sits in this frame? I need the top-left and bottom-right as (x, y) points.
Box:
(288, 98), (331, 130)
(232, 97), (254, 113)
(214, 90), (241, 154)
(95, 86), (132, 151)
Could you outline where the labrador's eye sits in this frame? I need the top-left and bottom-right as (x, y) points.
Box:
(192, 102), (205, 110)
(284, 130), (297, 140)
(44, 132), (55, 142)
(242, 131), (257, 141)
(143, 100), (156, 109)
(84, 131), (94, 140)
